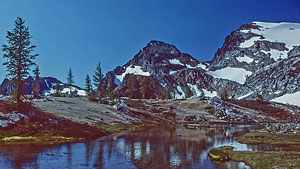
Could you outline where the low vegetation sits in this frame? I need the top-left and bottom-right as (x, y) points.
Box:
(1, 135), (82, 144)
(237, 131), (300, 149)
(210, 131), (300, 168)
(97, 121), (145, 133)
(209, 146), (300, 169)
(228, 100), (293, 121)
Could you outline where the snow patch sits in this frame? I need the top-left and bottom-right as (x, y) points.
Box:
(115, 65), (151, 82)
(61, 87), (87, 96)
(240, 29), (250, 33)
(238, 92), (253, 100)
(269, 49), (288, 60)
(202, 89), (217, 98)
(208, 67), (252, 84)
(272, 91), (300, 107)
(187, 84), (202, 96)
(169, 70), (177, 75)
(174, 86), (185, 99)
(239, 37), (261, 48)
(169, 59), (185, 66)
(252, 22), (300, 50)
(186, 63), (207, 70)
(236, 55), (253, 63)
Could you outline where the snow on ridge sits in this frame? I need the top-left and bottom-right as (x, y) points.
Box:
(251, 22), (300, 50)
(240, 29), (250, 34)
(207, 67), (252, 84)
(236, 55), (253, 63)
(169, 59), (185, 66)
(239, 37), (261, 48)
(272, 91), (300, 107)
(116, 65), (151, 82)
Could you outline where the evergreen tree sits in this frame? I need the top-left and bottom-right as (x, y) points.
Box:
(107, 76), (114, 100)
(185, 86), (193, 98)
(32, 65), (40, 98)
(126, 75), (137, 99)
(67, 68), (74, 94)
(196, 84), (205, 99)
(139, 77), (149, 99)
(85, 75), (92, 97)
(55, 80), (60, 97)
(2, 17), (38, 105)
(221, 88), (228, 100)
(93, 62), (103, 99)
(166, 88), (171, 99)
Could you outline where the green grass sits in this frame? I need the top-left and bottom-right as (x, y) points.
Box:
(97, 121), (145, 133)
(237, 131), (300, 148)
(1, 135), (82, 144)
(211, 146), (300, 169)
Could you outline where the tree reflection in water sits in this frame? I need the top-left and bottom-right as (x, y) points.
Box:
(0, 125), (266, 169)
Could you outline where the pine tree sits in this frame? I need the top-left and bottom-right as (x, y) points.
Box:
(32, 65), (40, 98)
(107, 76), (114, 101)
(67, 68), (74, 95)
(93, 62), (103, 99)
(126, 75), (137, 99)
(55, 80), (60, 97)
(185, 86), (193, 98)
(139, 77), (148, 99)
(221, 88), (228, 100)
(85, 75), (92, 97)
(2, 17), (38, 105)
(166, 88), (171, 99)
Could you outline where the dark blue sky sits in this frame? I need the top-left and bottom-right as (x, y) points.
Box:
(0, 0), (299, 87)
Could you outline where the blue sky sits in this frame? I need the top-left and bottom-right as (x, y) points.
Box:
(0, 0), (299, 87)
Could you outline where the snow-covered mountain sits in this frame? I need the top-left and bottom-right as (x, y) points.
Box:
(208, 21), (300, 105)
(0, 76), (86, 96)
(103, 21), (300, 106)
(103, 40), (245, 99)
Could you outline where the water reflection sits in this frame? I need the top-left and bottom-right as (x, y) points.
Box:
(0, 124), (268, 169)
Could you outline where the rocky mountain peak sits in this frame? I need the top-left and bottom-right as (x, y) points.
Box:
(141, 40), (180, 56)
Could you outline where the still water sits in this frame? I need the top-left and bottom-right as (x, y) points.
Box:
(0, 125), (269, 169)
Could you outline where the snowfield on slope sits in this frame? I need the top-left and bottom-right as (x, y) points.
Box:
(272, 91), (300, 107)
(252, 22), (300, 50)
(240, 22), (300, 60)
(61, 87), (86, 96)
(207, 67), (252, 84)
(239, 36), (261, 48)
(169, 59), (185, 66)
(116, 65), (151, 82)
(236, 55), (253, 63)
